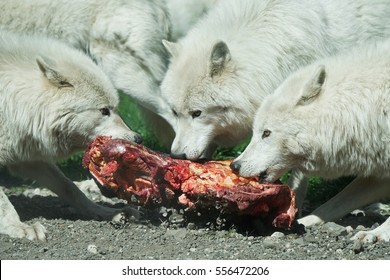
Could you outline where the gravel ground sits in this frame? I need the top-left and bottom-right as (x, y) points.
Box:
(1, 180), (390, 260)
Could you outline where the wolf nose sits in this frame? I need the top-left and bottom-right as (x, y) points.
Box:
(171, 153), (187, 159)
(259, 171), (268, 183)
(133, 134), (143, 144)
(230, 161), (241, 172)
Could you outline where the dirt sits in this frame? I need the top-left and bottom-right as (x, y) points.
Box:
(1, 179), (390, 260)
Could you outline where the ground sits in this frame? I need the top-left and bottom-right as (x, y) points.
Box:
(1, 180), (389, 260)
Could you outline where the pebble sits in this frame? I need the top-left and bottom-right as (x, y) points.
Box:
(352, 240), (364, 254)
(263, 237), (278, 249)
(323, 222), (348, 236)
(356, 225), (367, 231)
(87, 244), (98, 254)
(165, 228), (187, 240)
(370, 223), (380, 230)
(293, 237), (305, 246)
(169, 213), (185, 225)
(189, 247), (196, 253)
(345, 226), (354, 234)
(39, 247), (49, 253)
(271, 232), (285, 239)
(304, 235), (317, 243)
(187, 223), (196, 230)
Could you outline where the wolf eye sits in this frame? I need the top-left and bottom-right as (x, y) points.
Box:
(58, 80), (73, 88)
(100, 108), (110, 116)
(191, 110), (202, 118)
(172, 109), (178, 117)
(262, 129), (271, 139)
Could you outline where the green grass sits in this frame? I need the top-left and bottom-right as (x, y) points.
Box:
(0, 91), (349, 204)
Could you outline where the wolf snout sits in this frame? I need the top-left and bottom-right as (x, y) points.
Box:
(170, 153), (187, 159)
(133, 134), (143, 144)
(259, 170), (268, 183)
(230, 160), (241, 172)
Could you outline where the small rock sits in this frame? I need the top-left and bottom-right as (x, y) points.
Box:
(345, 226), (353, 234)
(204, 247), (213, 254)
(370, 223), (380, 230)
(271, 232), (285, 239)
(169, 212), (185, 226)
(293, 237), (305, 246)
(187, 223), (196, 230)
(87, 244), (98, 254)
(189, 247), (196, 253)
(304, 235), (317, 243)
(39, 247), (49, 253)
(356, 225), (367, 231)
(323, 222), (348, 236)
(352, 240), (364, 254)
(165, 228), (187, 240)
(263, 237), (278, 248)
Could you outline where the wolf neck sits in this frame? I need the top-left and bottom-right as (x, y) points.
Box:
(299, 102), (390, 179)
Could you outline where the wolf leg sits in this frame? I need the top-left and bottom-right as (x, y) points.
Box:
(0, 187), (47, 241)
(298, 176), (390, 227)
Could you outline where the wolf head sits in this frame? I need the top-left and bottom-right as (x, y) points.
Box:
(161, 40), (257, 160)
(0, 32), (143, 163)
(231, 66), (327, 182)
(33, 53), (143, 160)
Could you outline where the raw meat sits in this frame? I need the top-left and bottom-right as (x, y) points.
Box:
(82, 136), (297, 229)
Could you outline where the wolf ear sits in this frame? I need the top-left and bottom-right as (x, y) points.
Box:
(297, 65), (326, 106)
(162, 40), (179, 58)
(36, 56), (73, 88)
(210, 41), (231, 78)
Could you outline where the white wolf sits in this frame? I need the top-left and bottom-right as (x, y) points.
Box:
(162, 0), (390, 160)
(161, 0), (390, 210)
(0, 0), (175, 140)
(0, 31), (142, 241)
(232, 39), (390, 242)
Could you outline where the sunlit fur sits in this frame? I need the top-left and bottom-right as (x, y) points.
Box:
(0, 31), (138, 164)
(0, 0), (175, 143)
(235, 40), (390, 241)
(237, 39), (390, 180)
(0, 31), (140, 241)
(161, 0), (390, 160)
(166, 0), (219, 41)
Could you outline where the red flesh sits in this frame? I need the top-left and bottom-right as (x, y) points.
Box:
(83, 136), (297, 229)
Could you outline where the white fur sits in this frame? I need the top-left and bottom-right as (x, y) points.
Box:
(0, 0), (176, 138)
(166, 0), (218, 41)
(234, 39), (390, 242)
(161, 0), (390, 160)
(0, 31), (140, 241)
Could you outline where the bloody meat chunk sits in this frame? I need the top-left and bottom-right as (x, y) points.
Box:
(82, 136), (297, 229)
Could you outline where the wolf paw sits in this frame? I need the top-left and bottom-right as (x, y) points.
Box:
(91, 203), (141, 222)
(351, 217), (390, 243)
(298, 215), (324, 228)
(111, 206), (142, 222)
(2, 221), (47, 241)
